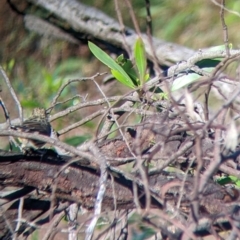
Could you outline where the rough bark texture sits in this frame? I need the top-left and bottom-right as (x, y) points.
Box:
(25, 0), (194, 66)
(0, 109), (240, 238)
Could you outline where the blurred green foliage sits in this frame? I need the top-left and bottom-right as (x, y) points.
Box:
(65, 135), (91, 146)
(128, 212), (156, 239)
(12, 57), (86, 109)
(132, 227), (155, 240)
(1, 0), (240, 147)
(2, 0), (240, 105)
(137, 0), (240, 48)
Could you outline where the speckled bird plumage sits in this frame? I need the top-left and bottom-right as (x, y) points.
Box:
(13, 108), (52, 149)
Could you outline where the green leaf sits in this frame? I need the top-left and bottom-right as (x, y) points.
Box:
(216, 176), (232, 185)
(110, 69), (134, 88)
(116, 54), (139, 86)
(229, 176), (240, 188)
(205, 44), (233, 61)
(145, 73), (150, 81)
(8, 59), (15, 71)
(88, 42), (135, 88)
(171, 67), (214, 92)
(171, 72), (200, 91)
(217, 175), (240, 188)
(65, 135), (91, 146)
(171, 43), (235, 92)
(208, 44), (232, 52)
(134, 37), (147, 86)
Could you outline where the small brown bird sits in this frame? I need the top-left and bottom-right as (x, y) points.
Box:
(12, 108), (52, 150)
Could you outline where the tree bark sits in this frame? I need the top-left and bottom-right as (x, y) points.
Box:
(26, 0), (194, 66)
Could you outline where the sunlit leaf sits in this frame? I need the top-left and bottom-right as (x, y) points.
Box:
(171, 72), (200, 91)
(207, 44), (232, 52)
(171, 67), (214, 92)
(111, 69), (135, 88)
(217, 175), (240, 188)
(88, 41), (135, 88)
(205, 44), (233, 61)
(159, 92), (168, 100)
(229, 176), (240, 188)
(134, 37), (147, 86)
(116, 54), (138, 86)
(145, 73), (150, 81)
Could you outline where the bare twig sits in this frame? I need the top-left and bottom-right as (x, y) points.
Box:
(211, 0), (240, 17)
(113, 0), (132, 58)
(85, 144), (108, 240)
(123, 0), (141, 36)
(49, 95), (139, 122)
(220, 0), (230, 57)
(167, 49), (240, 77)
(144, 0), (162, 76)
(0, 94), (14, 150)
(42, 211), (65, 240)
(49, 73), (104, 113)
(0, 66), (23, 123)
(0, 129), (97, 161)
(13, 197), (24, 239)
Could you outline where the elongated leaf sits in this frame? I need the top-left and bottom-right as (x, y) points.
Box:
(134, 37), (147, 86)
(207, 44), (232, 52)
(171, 72), (200, 92)
(204, 44), (233, 61)
(171, 67), (214, 92)
(88, 42), (135, 88)
(111, 69), (135, 88)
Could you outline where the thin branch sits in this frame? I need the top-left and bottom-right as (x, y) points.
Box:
(144, 0), (162, 76)
(211, 0), (240, 17)
(0, 66), (23, 123)
(113, 0), (132, 58)
(49, 73), (105, 113)
(167, 49), (240, 77)
(85, 144), (108, 240)
(220, 0), (230, 57)
(145, 0), (152, 36)
(123, 0), (141, 36)
(14, 197), (24, 238)
(42, 211), (65, 240)
(49, 95), (139, 122)
(0, 129), (97, 161)
(0, 94), (14, 150)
